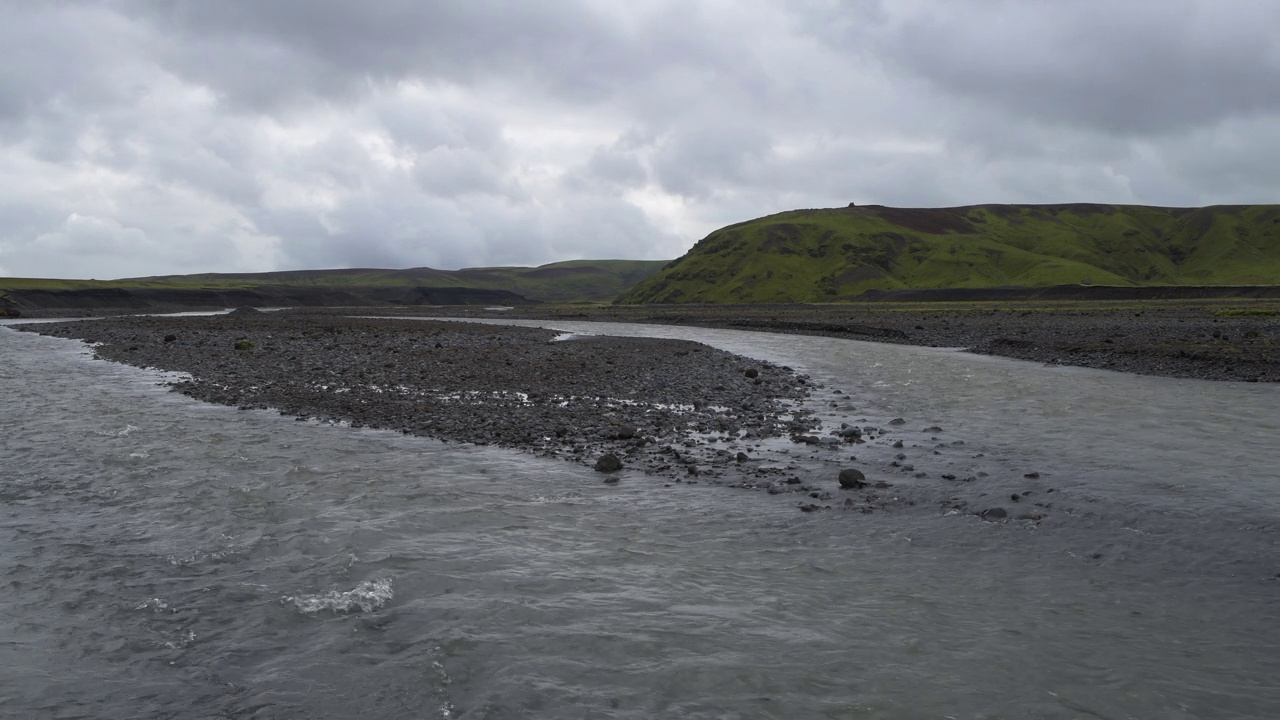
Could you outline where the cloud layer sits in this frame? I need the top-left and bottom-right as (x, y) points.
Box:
(1, 0), (1276, 278)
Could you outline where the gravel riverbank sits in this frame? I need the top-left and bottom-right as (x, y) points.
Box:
(20, 312), (839, 490)
(411, 301), (1280, 383)
(18, 308), (1178, 523)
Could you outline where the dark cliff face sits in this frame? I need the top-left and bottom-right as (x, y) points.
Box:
(2, 285), (532, 314)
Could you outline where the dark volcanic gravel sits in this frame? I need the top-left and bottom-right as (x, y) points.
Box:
(20, 310), (1103, 523)
(411, 302), (1280, 383)
(21, 312), (821, 483)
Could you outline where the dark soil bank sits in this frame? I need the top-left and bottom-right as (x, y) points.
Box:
(21, 312), (822, 484)
(417, 301), (1280, 383)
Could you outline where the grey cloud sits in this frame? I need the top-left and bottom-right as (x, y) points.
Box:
(558, 143), (648, 194)
(121, 0), (668, 109)
(1, 0), (1278, 280)
(872, 0), (1280, 135)
(651, 124), (773, 199)
(412, 146), (515, 199)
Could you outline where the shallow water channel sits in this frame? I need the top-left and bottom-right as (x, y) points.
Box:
(1, 319), (1277, 719)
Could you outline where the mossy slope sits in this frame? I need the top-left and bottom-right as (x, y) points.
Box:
(617, 204), (1280, 304)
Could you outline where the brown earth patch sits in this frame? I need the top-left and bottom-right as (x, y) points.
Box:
(871, 207), (977, 235)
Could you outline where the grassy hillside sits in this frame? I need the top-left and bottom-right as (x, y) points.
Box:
(617, 204), (1280, 304)
(132, 259), (665, 303)
(0, 259), (667, 304)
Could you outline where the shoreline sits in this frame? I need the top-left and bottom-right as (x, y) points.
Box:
(11, 297), (1279, 383)
(17, 312), (832, 490)
(14, 311), (1075, 522)
(404, 300), (1280, 383)
(20, 304), (1272, 522)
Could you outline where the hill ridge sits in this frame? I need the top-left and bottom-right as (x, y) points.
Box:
(617, 203), (1280, 304)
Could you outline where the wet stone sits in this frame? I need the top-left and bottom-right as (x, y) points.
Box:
(838, 469), (868, 489)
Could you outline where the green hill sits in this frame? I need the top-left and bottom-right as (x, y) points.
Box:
(0, 259), (666, 304)
(616, 204), (1280, 304)
(130, 259), (665, 303)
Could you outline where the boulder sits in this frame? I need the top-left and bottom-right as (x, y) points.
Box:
(594, 454), (623, 472)
(838, 469), (867, 489)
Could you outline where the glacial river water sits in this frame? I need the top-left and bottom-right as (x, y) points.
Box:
(1, 319), (1277, 719)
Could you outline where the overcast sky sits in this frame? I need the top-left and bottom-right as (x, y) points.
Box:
(2, 0), (1277, 279)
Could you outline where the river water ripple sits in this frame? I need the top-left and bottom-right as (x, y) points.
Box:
(1, 321), (1277, 719)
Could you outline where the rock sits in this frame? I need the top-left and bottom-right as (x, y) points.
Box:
(744, 368), (759, 379)
(923, 426), (943, 433)
(892, 440), (904, 448)
(614, 425), (637, 440)
(735, 452), (749, 463)
(1023, 471), (1041, 479)
(594, 454), (623, 472)
(602, 476), (620, 485)
(888, 417), (906, 425)
(164, 334), (177, 343)
(979, 507), (1008, 521)
(838, 469), (867, 489)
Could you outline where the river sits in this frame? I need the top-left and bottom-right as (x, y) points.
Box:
(1, 319), (1277, 719)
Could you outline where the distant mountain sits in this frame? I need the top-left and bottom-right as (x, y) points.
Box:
(0, 259), (668, 315)
(132, 259), (667, 304)
(616, 204), (1280, 304)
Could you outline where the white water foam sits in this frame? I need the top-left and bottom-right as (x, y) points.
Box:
(284, 578), (394, 615)
(135, 597), (171, 612)
(96, 423), (140, 437)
